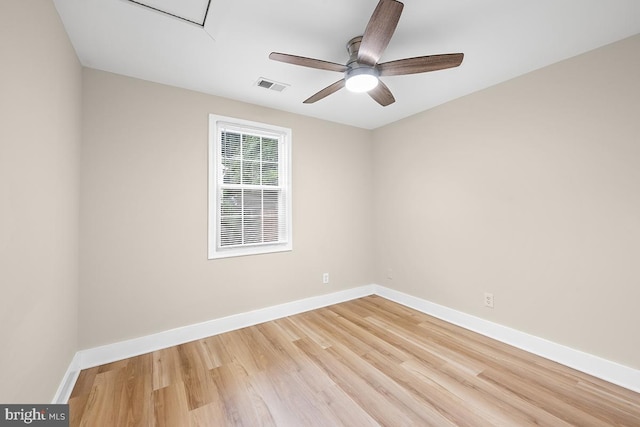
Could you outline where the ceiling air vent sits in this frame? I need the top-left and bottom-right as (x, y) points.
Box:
(255, 78), (288, 93)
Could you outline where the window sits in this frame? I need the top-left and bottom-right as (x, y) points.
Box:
(208, 115), (292, 259)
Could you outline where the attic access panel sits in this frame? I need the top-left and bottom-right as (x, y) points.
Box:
(127, 0), (211, 26)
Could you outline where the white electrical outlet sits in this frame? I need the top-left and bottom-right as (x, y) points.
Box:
(484, 292), (494, 308)
(387, 268), (393, 280)
(322, 273), (329, 284)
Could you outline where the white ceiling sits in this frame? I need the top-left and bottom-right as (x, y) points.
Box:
(53, 0), (640, 129)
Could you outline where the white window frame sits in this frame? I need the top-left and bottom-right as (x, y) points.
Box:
(208, 114), (292, 259)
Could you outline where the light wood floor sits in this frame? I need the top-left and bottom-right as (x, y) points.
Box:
(69, 296), (640, 426)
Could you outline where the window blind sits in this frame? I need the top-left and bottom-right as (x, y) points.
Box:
(217, 128), (287, 249)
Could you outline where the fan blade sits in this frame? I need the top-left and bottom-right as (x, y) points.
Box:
(358, 0), (404, 66)
(303, 79), (346, 104)
(368, 80), (395, 106)
(379, 53), (464, 76)
(269, 52), (348, 73)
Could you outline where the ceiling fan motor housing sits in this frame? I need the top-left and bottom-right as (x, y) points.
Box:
(344, 36), (380, 92)
(346, 36), (363, 65)
(346, 36), (379, 75)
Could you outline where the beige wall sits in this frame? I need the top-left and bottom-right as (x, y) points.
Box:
(0, 1), (81, 402)
(373, 34), (640, 369)
(79, 69), (374, 349)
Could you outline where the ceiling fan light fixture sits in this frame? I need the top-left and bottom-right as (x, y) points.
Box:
(345, 67), (379, 93)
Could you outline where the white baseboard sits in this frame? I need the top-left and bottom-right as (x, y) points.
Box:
(76, 285), (376, 370)
(373, 285), (640, 394)
(56, 283), (640, 401)
(52, 353), (81, 404)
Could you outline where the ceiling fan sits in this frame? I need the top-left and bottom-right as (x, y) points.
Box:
(269, 0), (464, 106)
